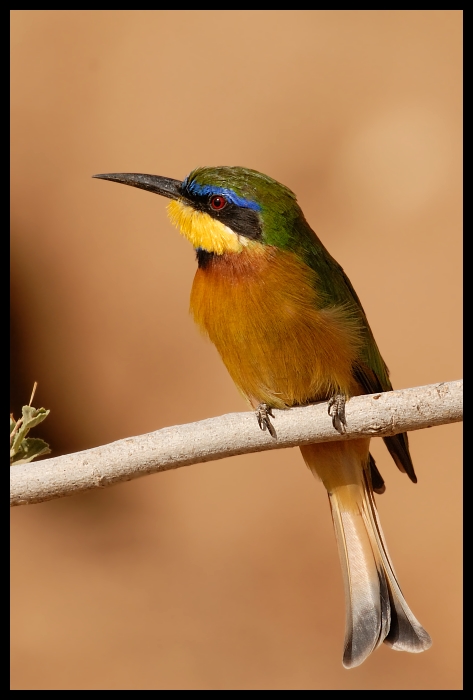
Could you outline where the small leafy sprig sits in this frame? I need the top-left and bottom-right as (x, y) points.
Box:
(10, 383), (51, 465)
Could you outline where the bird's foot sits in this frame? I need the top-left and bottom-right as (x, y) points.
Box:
(328, 394), (347, 434)
(255, 403), (276, 439)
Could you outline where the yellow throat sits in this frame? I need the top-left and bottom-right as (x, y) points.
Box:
(167, 199), (250, 254)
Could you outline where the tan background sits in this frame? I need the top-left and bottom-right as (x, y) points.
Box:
(10, 10), (462, 690)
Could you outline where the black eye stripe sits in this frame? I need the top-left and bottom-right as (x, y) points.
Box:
(183, 191), (263, 242)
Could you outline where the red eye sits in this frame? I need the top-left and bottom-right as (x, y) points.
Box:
(210, 195), (227, 211)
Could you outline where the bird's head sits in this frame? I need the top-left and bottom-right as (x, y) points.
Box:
(93, 166), (305, 255)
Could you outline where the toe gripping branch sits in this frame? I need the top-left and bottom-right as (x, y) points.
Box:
(255, 394), (347, 440)
(256, 403), (277, 439)
(328, 394), (347, 434)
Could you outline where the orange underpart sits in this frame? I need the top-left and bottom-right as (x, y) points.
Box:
(190, 246), (362, 409)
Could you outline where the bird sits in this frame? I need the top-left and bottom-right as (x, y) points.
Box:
(94, 166), (432, 668)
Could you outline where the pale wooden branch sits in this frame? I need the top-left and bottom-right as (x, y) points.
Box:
(10, 380), (462, 507)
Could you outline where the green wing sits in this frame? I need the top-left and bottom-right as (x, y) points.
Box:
(299, 223), (417, 484)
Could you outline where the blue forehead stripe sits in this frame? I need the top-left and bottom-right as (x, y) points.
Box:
(183, 179), (261, 211)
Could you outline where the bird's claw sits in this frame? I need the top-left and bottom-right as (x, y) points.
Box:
(328, 394), (347, 434)
(256, 403), (277, 439)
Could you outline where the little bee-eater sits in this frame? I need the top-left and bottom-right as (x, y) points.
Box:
(94, 167), (432, 668)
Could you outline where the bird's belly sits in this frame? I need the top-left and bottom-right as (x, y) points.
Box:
(190, 247), (361, 408)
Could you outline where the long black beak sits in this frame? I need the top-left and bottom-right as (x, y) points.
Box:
(93, 173), (183, 200)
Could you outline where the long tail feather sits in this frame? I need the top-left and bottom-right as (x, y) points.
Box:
(301, 440), (431, 668)
(328, 475), (431, 668)
(329, 486), (390, 667)
(362, 477), (432, 653)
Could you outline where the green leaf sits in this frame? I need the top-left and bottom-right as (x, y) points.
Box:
(11, 407), (50, 454)
(21, 405), (50, 431)
(10, 437), (51, 465)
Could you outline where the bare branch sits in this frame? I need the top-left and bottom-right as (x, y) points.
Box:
(10, 380), (462, 507)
